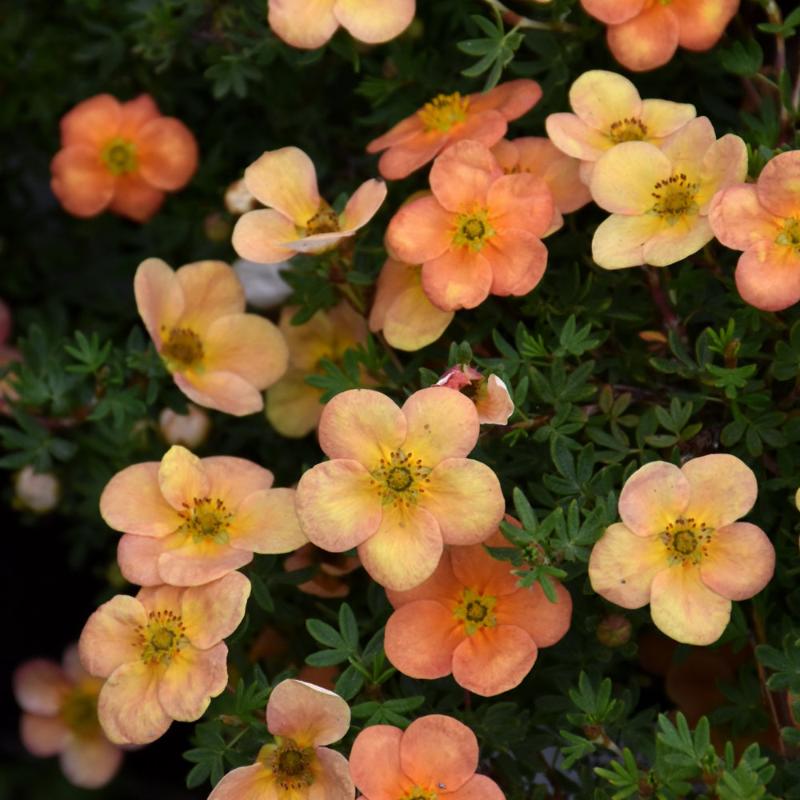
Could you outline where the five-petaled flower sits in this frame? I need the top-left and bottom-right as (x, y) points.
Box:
(589, 117), (746, 269)
(385, 528), (572, 695)
(79, 572), (250, 744)
(232, 147), (386, 264)
(208, 679), (354, 800)
(51, 94), (197, 222)
(386, 140), (554, 311)
(589, 455), (775, 645)
(101, 445), (306, 587)
(134, 258), (288, 416)
(295, 387), (505, 590)
(580, 0), (740, 72)
(710, 150), (800, 312)
(367, 79), (542, 180)
(13, 646), (122, 789)
(350, 714), (505, 800)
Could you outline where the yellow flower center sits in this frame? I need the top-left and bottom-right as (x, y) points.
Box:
(260, 739), (315, 793)
(649, 173), (699, 224)
(60, 685), (101, 738)
(418, 92), (469, 132)
(161, 326), (204, 371)
(453, 588), (497, 635)
(305, 202), (340, 236)
(136, 608), (188, 665)
(660, 516), (713, 565)
(608, 117), (648, 144)
(453, 207), (495, 252)
(370, 449), (431, 508)
(177, 496), (234, 544)
(775, 217), (800, 250)
(400, 789), (439, 800)
(101, 137), (138, 175)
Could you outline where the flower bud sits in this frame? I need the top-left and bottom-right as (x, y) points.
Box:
(14, 465), (60, 514)
(159, 404), (211, 449)
(596, 614), (632, 648)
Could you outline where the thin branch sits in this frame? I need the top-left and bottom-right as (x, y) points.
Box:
(480, 0), (579, 33)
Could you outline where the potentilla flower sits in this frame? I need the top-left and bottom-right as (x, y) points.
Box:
(589, 455), (775, 645)
(159, 404), (211, 448)
(13, 646), (122, 789)
(208, 679), (354, 800)
(386, 140), (554, 311)
(350, 714), (505, 800)
(269, 0), (415, 49)
(232, 147), (386, 264)
(709, 150), (800, 312)
(284, 544), (360, 598)
(367, 79), (542, 180)
(492, 137), (591, 234)
(544, 70), (695, 183)
(385, 529), (572, 695)
(134, 258), (288, 415)
(589, 117), (747, 269)
(51, 94), (197, 222)
(295, 387), (505, 590)
(79, 572), (249, 745)
(267, 303), (368, 438)
(436, 365), (514, 426)
(102, 445), (307, 587)
(580, 0), (740, 72)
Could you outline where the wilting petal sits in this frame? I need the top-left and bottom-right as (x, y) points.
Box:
(334, 0), (414, 43)
(649, 565), (731, 645)
(232, 209), (299, 264)
(60, 736), (122, 789)
(385, 195), (454, 264)
(642, 216), (714, 267)
(349, 725), (408, 800)
(244, 147), (320, 224)
(735, 243), (800, 312)
(296, 459), (383, 551)
(133, 258), (185, 342)
(619, 461), (690, 536)
(340, 178), (387, 231)
(309, 746), (354, 800)
(230, 488), (307, 554)
(591, 142), (671, 214)
(606, 4), (680, 72)
(268, 0), (339, 49)
(421, 458), (504, 546)
(708, 184), (779, 251)
(569, 70), (641, 130)
(50, 146), (115, 217)
(158, 643), (228, 721)
(495, 580), (572, 647)
(267, 678), (350, 747)
(20, 714), (69, 756)
(13, 661), (69, 715)
(182, 572), (251, 648)
(451, 625), (537, 696)
(681, 453), (757, 529)
(422, 247), (493, 311)
(588, 523), (666, 608)
(79, 596), (146, 678)
(429, 140), (498, 212)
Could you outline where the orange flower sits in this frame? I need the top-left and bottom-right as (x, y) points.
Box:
(232, 147), (386, 264)
(269, 0), (415, 49)
(284, 544), (360, 598)
(208, 679), (354, 800)
(589, 117), (746, 268)
(580, 0), (739, 72)
(436, 365), (514, 426)
(267, 303), (368, 438)
(134, 258), (288, 415)
(492, 137), (591, 234)
(350, 714), (505, 800)
(79, 572), (250, 745)
(368, 258), (454, 351)
(13, 646), (122, 789)
(385, 530), (571, 696)
(367, 79), (542, 180)
(386, 140), (553, 311)
(589, 455), (775, 645)
(102, 445), (306, 587)
(295, 387), (505, 590)
(51, 94), (197, 222)
(709, 150), (800, 312)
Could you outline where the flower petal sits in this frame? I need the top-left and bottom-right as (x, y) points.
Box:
(642, 217), (713, 267)
(230, 487), (307, 554)
(158, 445), (209, 511)
(340, 178), (387, 231)
(60, 94), (121, 149)
(267, 371), (324, 437)
(175, 260), (246, 330)
(681, 453), (757, 529)
(182, 571), (251, 648)
(309, 747), (355, 800)
(136, 117), (198, 191)
(606, 3), (679, 72)
(20, 714), (69, 756)
(385, 555), (462, 608)
(430, 140), (499, 212)
(267, 678), (351, 747)
(619, 461), (691, 536)
(450, 540), (520, 597)
(447, 774), (506, 800)
(385, 195), (454, 264)
(488, 172), (554, 236)
(672, 0), (738, 51)
(591, 213), (662, 269)
(334, 0), (414, 42)
(13, 661), (70, 715)
(486, 230), (548, 297)
(232, 209), (299, 264)
(468, 79), (543, 121)
(208, 764), (276, 800)
(350, 725), (409, 800)
(421, 248), (493, 311)
(244, 147), (320, 224)
(202, 456), (274, 504)
(158, 643), (228, 721)
(133, 257), (186, 343)
(268, 0), (339, 49)
(580, 0), (644, 25)
(495, 580), (573, 647)
(735, 243), (800, 312)
(640, 99), (697, 138)
(377, 133), (450, 182)
(757, 149), (800, 217)
(60, 734), (122, 789)
(79, 595), (146, 679)
(569, 70), (641, 130)
(659, 116), (716, 171)
(50, 146), (115, 217)
(174, 370), (265, 416)
(545, 113), (611, 161)
(109, 173), (164, 222)
(698, 133), (748, 211)
(708, 184), (779, 251)
(116, 533), (164, 586)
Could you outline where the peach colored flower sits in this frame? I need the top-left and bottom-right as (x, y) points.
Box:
(589, 455), (775, 645)
(13, 646), (122, 789)
(386, 140), (553, 311)
(134, 258), (288, 415)
(367, 79), (542, 180)
(368, 258), (454, 351)
(102, 445), (307, 587)
(295, 387), (505, 590)
(350, 714), (504, 800)
(51, 94), (197, 222)
(232, 147), (386, 264)
(544, 70), (695, 182)
(589, 117), (746, 269)
(269, 0), (414, 49)
(709, 150), (800, 311)
(159, 404), (211, 448)
(208, 679), (354, 800)
(492, 136), (591, 234)
(385, 529), (571, 695)
(224, 178), (258, 215)
(580, 0), (739, 72)
(79, 572), (249, 745)
(267, 303), (368, 438)
(13, 465), (60, 514)
(284, 544), (361, 598)
(436, 365), (514, 426)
